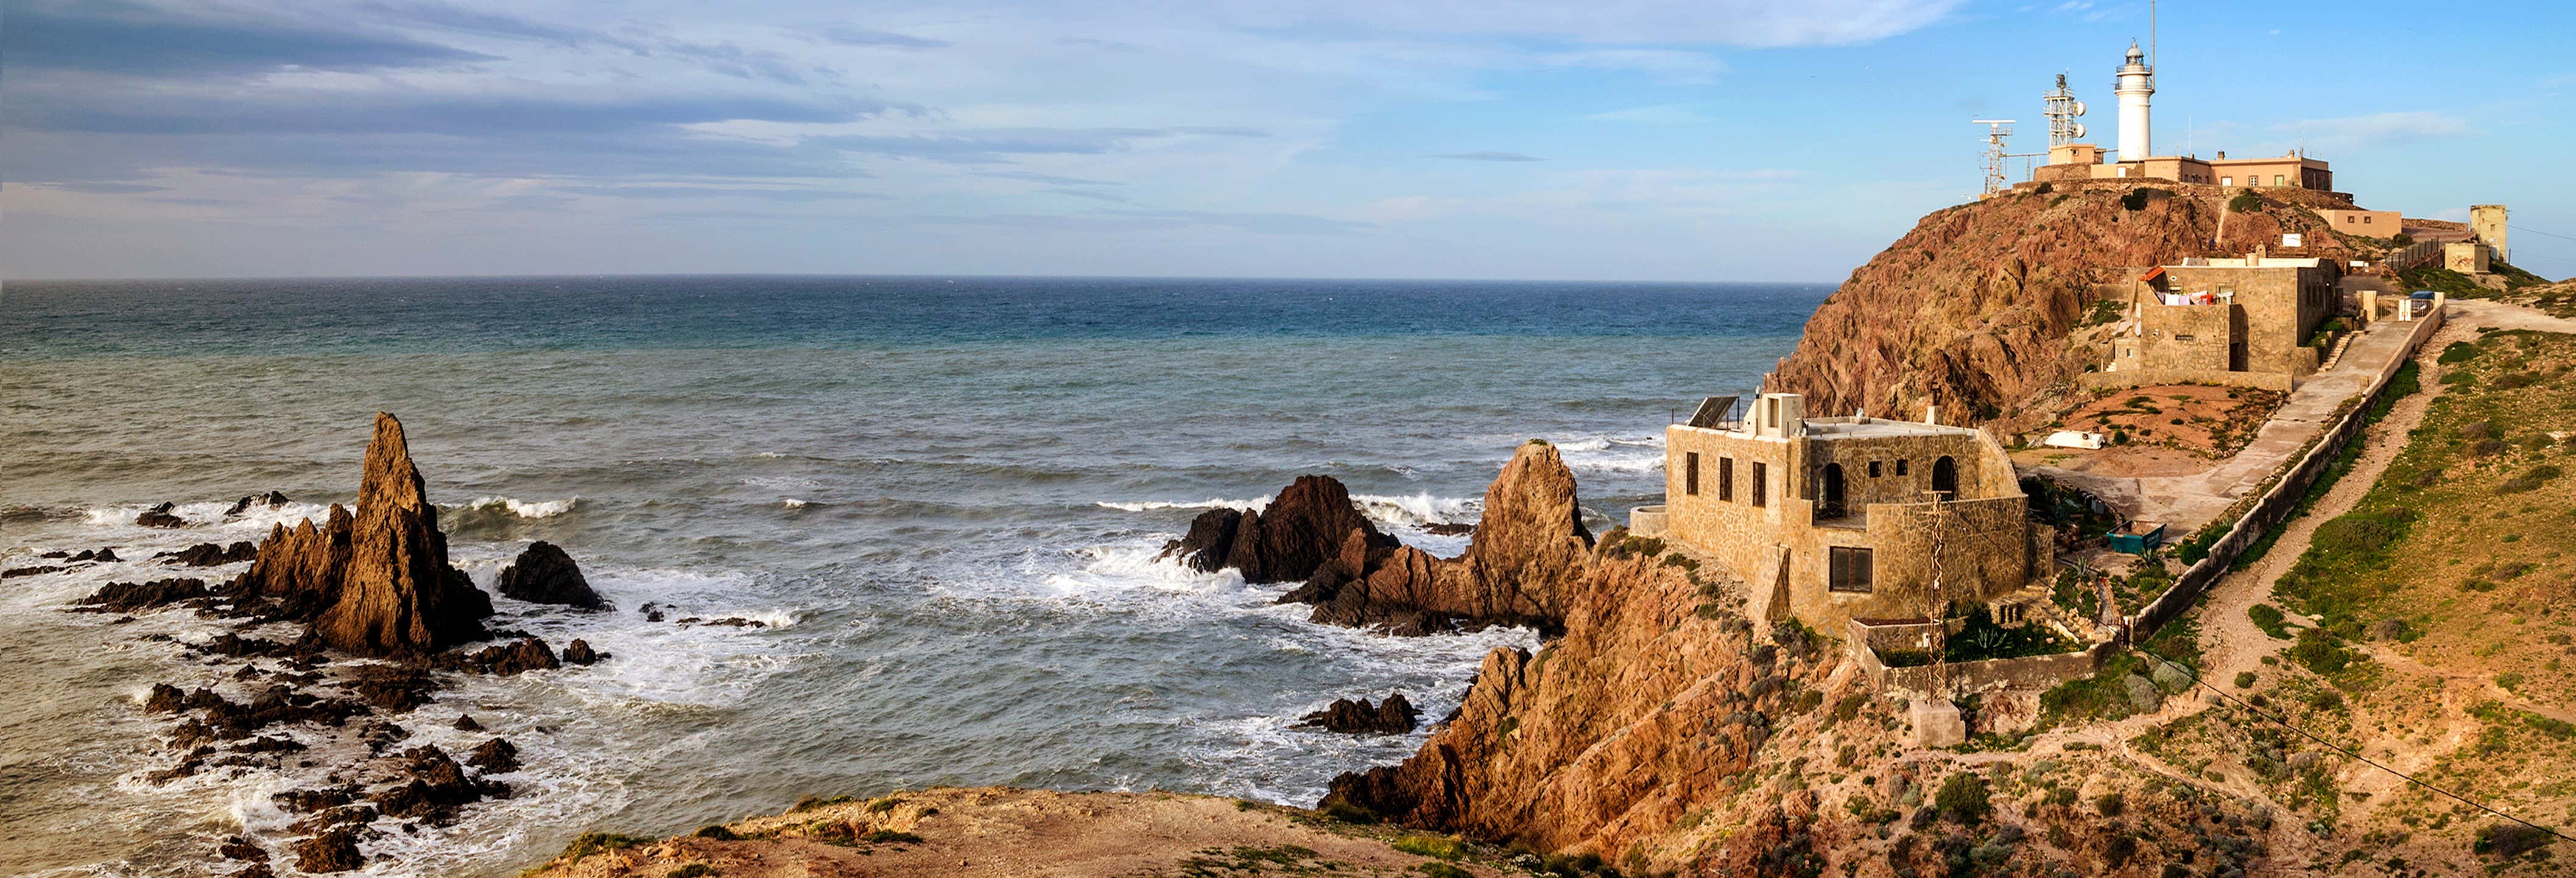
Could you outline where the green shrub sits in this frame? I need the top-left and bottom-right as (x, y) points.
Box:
(1418, 864), (1474, 878)
(2234, 670), (2258, 688)
(1317, 798), (1379, 823)
(2095, 792), (2125, 817)
(2437, 342), (2482, 364)
(668, 865), (719, 878)
(2228, 189), (2262, 212)
(2289, 628), (2363, 679)
(2473, 822), (2554, 859)
(865, 797), (903, 813)
(2033, 182), (2054, 195)
(1935, 772), (1993, 824)
(2120, 188), (2170, 211)
(2247, 603), (2292, 639)
(1392, 835), (1469, 860)
(692, 825), (738, 840)
(862, 829), (922, 844)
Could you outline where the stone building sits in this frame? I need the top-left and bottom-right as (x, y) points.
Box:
(2444, 241), (2491, 274)
(2317, 208), (2400, 237)
(2025, 44), (2337, 194)
(2093, 250), (2341, 391)
(1638, 393), (2047, 636)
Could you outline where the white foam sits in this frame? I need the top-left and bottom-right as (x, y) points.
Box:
(464, 496), (579, 519)
(1094, 497), (1272, 513)
(781, 498), (808, 508)
(1351, 493), (1479, 527)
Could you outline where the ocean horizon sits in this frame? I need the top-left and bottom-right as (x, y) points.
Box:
(2, 275), (1828, 876)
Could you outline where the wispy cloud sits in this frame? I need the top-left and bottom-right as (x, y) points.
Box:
(2273, 111), (2473, 152)
(1581, 104), (1711, 125)
(1429, 152), (1545, 162)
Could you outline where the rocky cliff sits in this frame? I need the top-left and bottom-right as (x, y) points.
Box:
(228, 413), (491, 656)
(1769, 182), (2368, 430)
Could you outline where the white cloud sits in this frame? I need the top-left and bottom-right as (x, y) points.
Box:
(2272, 111), (2472, 153)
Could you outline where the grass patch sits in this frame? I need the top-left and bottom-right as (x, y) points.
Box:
(557, 832), (654, 865)
(2248, 603), (2292, 639)
(1391, 835), (1469, 860)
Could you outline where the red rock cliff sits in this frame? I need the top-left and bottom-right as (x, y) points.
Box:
(1768, 183), (2365, 429)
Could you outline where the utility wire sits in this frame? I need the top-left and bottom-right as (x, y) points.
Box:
(2507, 225), (2576, 244)
(2129, 644), (2576, 846)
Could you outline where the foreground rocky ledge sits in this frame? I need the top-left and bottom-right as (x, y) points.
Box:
(518, 787), (1515, 877)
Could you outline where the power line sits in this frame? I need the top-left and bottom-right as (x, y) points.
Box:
(2130, 644), (2576, 846)
(2508, 225), (2576, 244)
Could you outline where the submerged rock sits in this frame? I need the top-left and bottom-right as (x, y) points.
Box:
(436, 637), (560, 675)
(494, 541), (609, 611)
(74, 577), (209, 613)
(3, 565), (66, 579)
(225, 491), (292, 516)
(560, 638), (602, 665)
(1297, 694), (1420, 735)
(466, 737), (520, 773)
(136, 502), (187, 529)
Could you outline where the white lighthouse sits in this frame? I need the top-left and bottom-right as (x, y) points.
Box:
(2113, 41), (2154, 162)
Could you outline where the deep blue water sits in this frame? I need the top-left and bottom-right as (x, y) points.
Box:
(0, 276), (1827, 876)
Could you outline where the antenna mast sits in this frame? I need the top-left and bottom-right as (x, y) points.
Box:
(2043, 74), (2088, 146)
(1974, 119), (2015, 198)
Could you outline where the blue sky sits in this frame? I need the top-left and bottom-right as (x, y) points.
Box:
(6, 0), (2572, 281)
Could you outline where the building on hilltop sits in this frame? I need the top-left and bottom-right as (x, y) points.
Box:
(2091, 248), (2343, 392)
(1631, 393), (2050, 636)
(2026, 43), (2339, 196)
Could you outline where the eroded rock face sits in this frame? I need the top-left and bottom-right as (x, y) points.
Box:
(291, 829), (364, 873)
(163, 541), (258, 567)
(494, 541), (608, 611)
(1296, 694), (1419, 735)
(74, 577), (209, 613)
(1768, 184), (2368, 431)
(225, 491), (291, 517)
(228, 414), (492, 657)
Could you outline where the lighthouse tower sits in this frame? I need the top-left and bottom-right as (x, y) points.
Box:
(2113, 42), (2154, 162)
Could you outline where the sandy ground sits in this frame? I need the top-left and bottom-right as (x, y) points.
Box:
(2033, 309), (2438, 531)
(518, 787), (1501, 878)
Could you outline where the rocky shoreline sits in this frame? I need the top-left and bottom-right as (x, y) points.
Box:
(32, 414), (624, 875)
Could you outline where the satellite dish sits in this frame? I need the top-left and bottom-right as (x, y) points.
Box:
(2071, 101), (2086, 116)
(2070, 122), (2088, 138)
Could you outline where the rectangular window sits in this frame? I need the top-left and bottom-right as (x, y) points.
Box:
(2221, 176), (2233, 187)
(2363, 216), (2373, 224)
(1895, 459), (1909, 477)
(2274, 175), (2285, 186)
(1751, 462), (1768, 507)
(2175, 333), (2195, 341)
(1829, 547), (1874, 593)
(1719, 457), (1734, 502)
(1684, 452), (1700, 496)
(1868, 460), (1882, 478)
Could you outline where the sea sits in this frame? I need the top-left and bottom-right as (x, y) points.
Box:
(0, 275), (1826, 876)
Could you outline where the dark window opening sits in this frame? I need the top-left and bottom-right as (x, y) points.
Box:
(1751, 462), (1768, 508)
(1931, 455), (1958, 496)
(1829, 547), (1874, 593)
(1684, 452), (1700, 496)
(1719, 457), (1734, 502)
(1818, 463), (1846, 519)
(1895, 459), (1909, 477)
(1868, 460), (1882, 478)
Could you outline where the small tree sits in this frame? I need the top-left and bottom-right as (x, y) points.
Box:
(1935, 772), (1993, 824)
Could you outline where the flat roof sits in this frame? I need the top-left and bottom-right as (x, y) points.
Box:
(1801, 417), (1981, 439)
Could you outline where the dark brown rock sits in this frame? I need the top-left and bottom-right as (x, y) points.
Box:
(136, 502), (187, 529)
(219, 835), (269, 862)
(74, 577), (209, 613)
(560, 638), (601, 665)
(466, 737), (519, 773)
(164, 541), (259, 567)
(1296, 694), (1419, 734)
(494, 541), (608, 610)
(452, 714), (483, 731)
(144, 683), (190, 714)
(2, 565), (66, 579)
(1157, 507), (1242, 572)
(437, 637), (559, 675)
(292, 829), (364, 873)
(343, 664), (442, 713)
(1278, 443), (1591, 637)
(371, 745), (492, 823)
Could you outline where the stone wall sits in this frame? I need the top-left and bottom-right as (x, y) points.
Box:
(1846, 618), (2115, 698)
(1663, 419), (2038, 636)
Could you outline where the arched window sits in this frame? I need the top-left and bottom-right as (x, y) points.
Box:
(1818, 463), (1846, 520)
(1931, 455), (1958, 496)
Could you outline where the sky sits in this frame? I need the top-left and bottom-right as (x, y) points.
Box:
(5, 0), (2573, 281)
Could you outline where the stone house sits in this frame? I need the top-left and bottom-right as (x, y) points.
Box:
(2093, 250), (2341, 392)
(1633, 393), (2049, 636)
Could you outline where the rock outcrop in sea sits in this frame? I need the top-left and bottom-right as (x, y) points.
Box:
(1177, 441), (1592, 636)
(227, 413), (493, 656)
(1296, 693), (1419, 734)
(495, 540), (610, 611)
